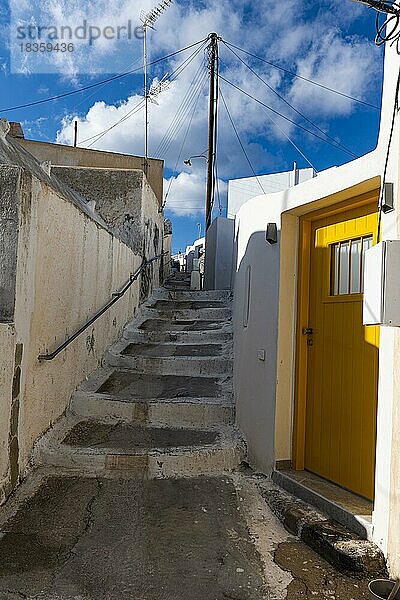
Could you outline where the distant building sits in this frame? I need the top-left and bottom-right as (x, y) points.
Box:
(227, 164), (315, 218)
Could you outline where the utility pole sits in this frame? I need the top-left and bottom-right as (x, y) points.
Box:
(205, 33), (219, 231)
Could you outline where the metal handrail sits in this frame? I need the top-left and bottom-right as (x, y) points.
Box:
(38, 251), (168, 361)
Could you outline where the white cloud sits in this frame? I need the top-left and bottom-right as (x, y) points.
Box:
(163, 170), (228, 216)
(289, 31), (379, 116)
(54, 0), (381, 215)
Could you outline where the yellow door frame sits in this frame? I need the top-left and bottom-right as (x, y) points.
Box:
(292, 189), (380, 471)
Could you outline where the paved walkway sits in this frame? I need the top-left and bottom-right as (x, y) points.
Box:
(0, 471), (372, 599)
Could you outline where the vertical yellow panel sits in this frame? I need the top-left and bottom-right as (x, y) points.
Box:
(301, 202), (379, 500)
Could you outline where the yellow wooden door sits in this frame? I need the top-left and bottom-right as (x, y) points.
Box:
(305, 202), (379, 500)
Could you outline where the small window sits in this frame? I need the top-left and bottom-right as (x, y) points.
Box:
(330, 235), (373, 296)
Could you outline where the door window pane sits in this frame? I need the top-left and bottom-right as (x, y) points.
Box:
(361, 236), (373, 292)
(339, 242), (350, 295)
(330, 235), (373, 296)
(331, 243), (340, 295)
(350, 239), (361, 294)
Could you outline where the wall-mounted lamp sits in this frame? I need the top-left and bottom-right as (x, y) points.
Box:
(266, 223), (278, 245)
(183, 154), (208, 167)
(382, 182), (394, 213)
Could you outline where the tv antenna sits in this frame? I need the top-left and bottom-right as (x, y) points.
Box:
(140, 0), (173, 175)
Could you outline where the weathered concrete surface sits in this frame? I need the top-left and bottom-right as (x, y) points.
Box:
(62, 422), (219, 449)
(0, 473), (376, 600)
(0, 325), (16, 504)
(122, 342), (224, 357)
(0, 123), (165, 495)
(139, 319), (226, 332)
(0, 166), (20, 322)
(151, 300), (226, 310)
(52, 167), (144, 253)
(97, 371), (222, 400)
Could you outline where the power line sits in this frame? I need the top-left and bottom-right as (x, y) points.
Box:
(156, 65), (207, 159)
(0, 38), (208, 114)
(259, 103), (318, 172)
(79, 42), (207, 148)
(220, 88), (266, 195)
(221, 42), (358, 159)
(221, 40), (381, 111)
(155, 52), (208, 157)
(220, 75), (360, 158)
(377, 66), (400, 241)
(82, 100), (145, 148)
(163, 71), (208, 209)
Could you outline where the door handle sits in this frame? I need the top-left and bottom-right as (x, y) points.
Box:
(302, 327), (314, 335)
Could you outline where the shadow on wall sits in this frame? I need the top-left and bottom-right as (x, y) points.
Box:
(233, 226), (281, 475)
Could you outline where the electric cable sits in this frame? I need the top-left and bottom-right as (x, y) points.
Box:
(221, 42), (358, 159)
(155, 57), (208, 158)
(220, 88), (266, 195)
(157, 66), (208, 159)
(375, 9), (400, 49)
(162, 72), (208, 210)
(82, 100), (145, 148)
(260, 105), (318, 172)
(377, 66), (400, 241)
(221, 40), (380, 110)
(79, 42), (207, 148)
(220, 75), (360, 158)
(0, 37), (209, 114)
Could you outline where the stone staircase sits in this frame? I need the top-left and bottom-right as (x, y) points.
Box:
(33, 278), (245, 479)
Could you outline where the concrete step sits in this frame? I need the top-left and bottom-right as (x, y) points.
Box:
(136, 318), (231, 333)
(105, 354), (233, 377)
(76, 367), (234, 403)
(139, 307), (232, 321)
(71, 390), (234, 428)
(116, 341), (232, 358)
(34, 417), (246, 478)
(272, 469), (373, 540)
(148, 299), (228, 310)
(259, 481), (386, 577)
(152, 289), (232, 302)
(123, 327), (233, 345)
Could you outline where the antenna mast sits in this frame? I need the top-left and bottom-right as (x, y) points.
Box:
(141, 0), (173, 176)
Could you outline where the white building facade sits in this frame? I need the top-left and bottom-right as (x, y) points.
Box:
(228, 166), (315, 218)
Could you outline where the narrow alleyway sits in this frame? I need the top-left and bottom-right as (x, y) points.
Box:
(0, 276), (374, 599)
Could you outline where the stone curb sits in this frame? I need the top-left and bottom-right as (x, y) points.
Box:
(259, 484), (387, 577)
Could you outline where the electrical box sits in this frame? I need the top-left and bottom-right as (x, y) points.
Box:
(363, 240), (400, 326)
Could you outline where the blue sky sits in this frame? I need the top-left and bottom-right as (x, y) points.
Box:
(0, 0), (384, 253)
